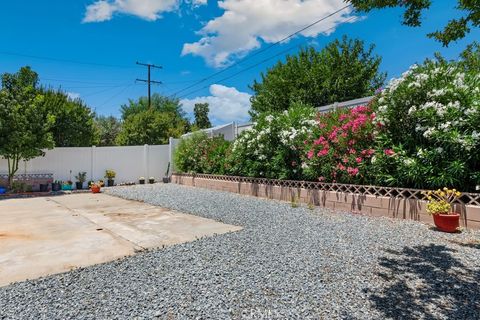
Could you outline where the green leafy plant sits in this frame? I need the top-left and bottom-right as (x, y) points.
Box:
(75, 172), (87, 183)
(174, 132), (231, 175)
(301, 105), (377, 184)
(105, 169), (116, 180)
(228, 102), (316, 180)
(372, 55), (480, 190)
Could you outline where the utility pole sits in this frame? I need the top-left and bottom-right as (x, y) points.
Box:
(136, 61), (162, 109)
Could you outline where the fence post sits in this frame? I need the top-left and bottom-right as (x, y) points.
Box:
(144, 144), (149, 180)
(168, 137), (174, 175)
(91, 145), (96, 181)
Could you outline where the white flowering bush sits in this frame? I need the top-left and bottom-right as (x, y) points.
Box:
(228, 103), (316, 179)
(372, 58), (480, 190)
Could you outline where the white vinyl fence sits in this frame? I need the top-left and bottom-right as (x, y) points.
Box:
(0, 138), (178, 183)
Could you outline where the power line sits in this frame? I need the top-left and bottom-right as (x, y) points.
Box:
(176, 15), (357, 99)
(0, 51), (136, 69)
(169, 4), (352, 98)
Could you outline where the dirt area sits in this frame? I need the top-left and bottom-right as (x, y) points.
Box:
(0, 193), (241, 287)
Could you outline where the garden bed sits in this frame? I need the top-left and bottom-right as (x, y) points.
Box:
(172, 173), (480, 230)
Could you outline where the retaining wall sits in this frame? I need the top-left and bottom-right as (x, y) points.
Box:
(172, 173), (480, 230)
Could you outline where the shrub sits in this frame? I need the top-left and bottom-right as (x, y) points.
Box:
(227, 103), (316, 179)
(372, 58), (480, 190)
(174, 132), (230, 174)
(301, 106), (377, 184)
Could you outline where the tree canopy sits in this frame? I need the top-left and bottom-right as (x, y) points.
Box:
(120, 93), (185, 120)
(348, 0), (479, 47)
(116, 108), (188, 145)
(193, 103), (212, 129)
(95, 115), (122, 146)
(41, 88), (97, 147)
(0, 67), (55, 186)
(249, 36), (386, 117)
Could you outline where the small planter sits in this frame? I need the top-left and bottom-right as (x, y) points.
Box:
(62, 184), (73, 191)
(39, 184), (49, 192)
(51, 182), (61, 192)
(139, 179), (145, 185)
(149, 178), (155, 184)
(0, 187), (6, 194)
(162, 177), (170, 183)
(91, 185), (101, 194)
(75, 182), (83, 190)
(433, 213), (460, 233)
(107, 179), (114, 187)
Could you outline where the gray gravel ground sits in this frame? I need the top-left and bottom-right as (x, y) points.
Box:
(1, 183), (480, 320)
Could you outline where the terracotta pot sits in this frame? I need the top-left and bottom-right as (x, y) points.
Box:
(433, 213), (460, 233)
(91, 185), (101, 194)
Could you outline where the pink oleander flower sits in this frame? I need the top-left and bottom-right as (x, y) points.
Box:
(317, 148), (329, 157)
(384, 149), (395, 156)
(347, 167), (359, 176)
(356, 157), (362, 164)
(307, 150), (314, 159)
(318, 176), (325, 182)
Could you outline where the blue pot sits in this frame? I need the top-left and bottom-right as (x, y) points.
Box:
(0, 187), (6, 194)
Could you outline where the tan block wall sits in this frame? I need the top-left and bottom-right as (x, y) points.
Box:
(172, 174), (480, 230)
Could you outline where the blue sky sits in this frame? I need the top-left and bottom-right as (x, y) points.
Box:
(0, 0), (478, 125)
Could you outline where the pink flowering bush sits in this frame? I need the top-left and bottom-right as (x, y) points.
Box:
(301, 105), (377, 183)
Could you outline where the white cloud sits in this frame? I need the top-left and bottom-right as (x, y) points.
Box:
(67, 92), (81, 100)
(83, 0), (179, 22)
(182, 0), (358, 67)
(180, 84), (251, 124)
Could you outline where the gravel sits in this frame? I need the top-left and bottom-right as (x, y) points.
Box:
(1, 183), (480, 319)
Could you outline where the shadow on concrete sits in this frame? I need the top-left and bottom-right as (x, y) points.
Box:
(367, 244), (480, 319)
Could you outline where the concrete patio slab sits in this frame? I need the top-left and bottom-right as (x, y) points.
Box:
(0, 193), (241, 287)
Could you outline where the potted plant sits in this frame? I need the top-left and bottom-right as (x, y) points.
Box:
(75, 172), (87, 190)
(62, 180), (73, 191)
(149, 177), (155, 184)
(423, 188), (462, 232)
(87, 180), (95, 188)
(105, 169), (116, 187)
(139, 177), (145, 184)
(163, 162), (171, 183)
(52, 180), (62, 192)
(98, 180), (105, 187)
(90, 181), (101, 194)
(39, 183), (49, 192)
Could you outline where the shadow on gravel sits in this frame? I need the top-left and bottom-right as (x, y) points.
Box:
(367, 244), (480, 319)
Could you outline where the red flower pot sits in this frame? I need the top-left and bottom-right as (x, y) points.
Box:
(91, 185), (101, 194)
(433, 213), (460, 233)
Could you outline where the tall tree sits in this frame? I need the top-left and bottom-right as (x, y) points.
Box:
(193, 102), (212, 129)
(348, 0), (479, 47)
(120, 93), (185, 120)
(42, 89), (97, 147)
(116, 108), (188, 146)
(250, 36), (386, 117)
(95, 115), (122, 146)
(0, 67), (55, 187)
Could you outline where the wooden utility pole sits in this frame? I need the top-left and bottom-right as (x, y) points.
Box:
(136, 62), (162, 109)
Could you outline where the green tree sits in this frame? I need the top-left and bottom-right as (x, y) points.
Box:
(116, 108), (188, 145)
(348, 0), (479, 46)
(94, 115), (122, 146)
(193, 102), (212, 129)
(250, 36), (386, 117)
(41, 89), (97, 147)
(0, 67), (55, 187)
(120, 93), (185, 120)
